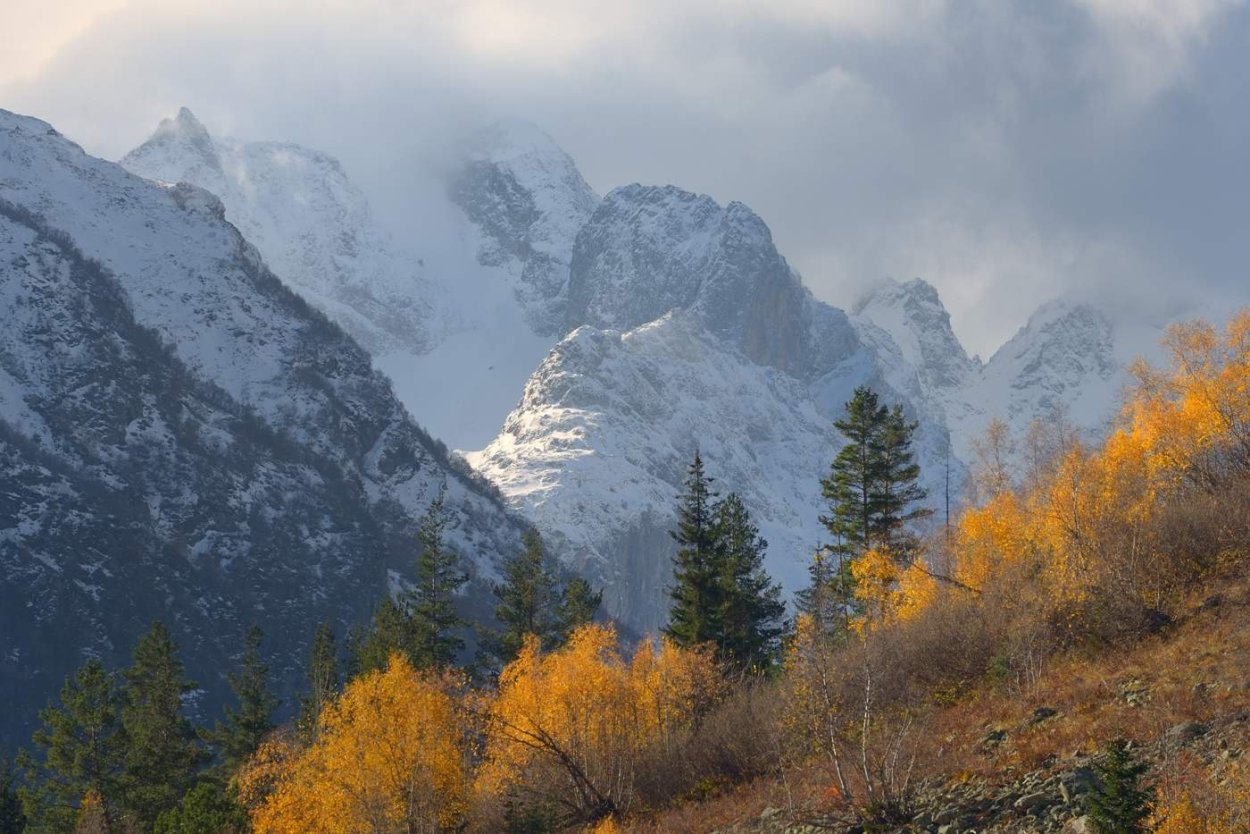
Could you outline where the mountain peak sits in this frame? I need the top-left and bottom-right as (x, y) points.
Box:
(466, 118), (570, 166)
(153, 106), (213, 145)
(124, 106), (221, 176)
(853, 277), (974, 391)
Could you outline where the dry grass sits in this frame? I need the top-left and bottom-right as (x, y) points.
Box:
(619, 572), (1250, 833)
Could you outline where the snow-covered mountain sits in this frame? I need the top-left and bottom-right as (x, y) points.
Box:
(450, 119), (600, 338)
(852, 278), (1138, 462)
(120, 108), (442, 356)
(471, 185), (959, 628)
(110, 108), (1173, 634)
(0, 109), (528, 748)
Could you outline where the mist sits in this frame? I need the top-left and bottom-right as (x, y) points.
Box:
(4, 0), (1247, 358)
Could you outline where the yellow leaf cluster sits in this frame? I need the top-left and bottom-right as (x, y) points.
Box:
(1152, 792), (1230, 834)
(479, 624), (719, 817)
(248, 653), (469, 834)
(845, 550), (938, 630)
(948, 311), (1250, 612)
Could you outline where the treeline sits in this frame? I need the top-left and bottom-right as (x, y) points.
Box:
(9, 311), (1250, 833)
(2, 487), (612, 834)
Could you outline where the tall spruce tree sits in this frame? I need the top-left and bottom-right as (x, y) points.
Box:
(0, 760), (23, 834)
(407, 490), (469, 670)
(819, 386), (929, 560)
(1088, 739), (1155, 834)
(876, 404), (933, 558)
(664, 450), (723, 649)
(821, 386), (890, 556)
(118, 622), (206, 832)
(350, 596), (410, 676)
(297, 621), (339, 739)
(556, 577), (603, 637)
(713, 493), (787, 671)
(18, 660), (122, 833)
(212, 626), (278, 771)
(492, 528), (561, 663)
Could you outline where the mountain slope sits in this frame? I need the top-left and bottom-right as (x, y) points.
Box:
(472, 186), (958, 628)
(0, 110), (526, 748)
(120, 108), (442, 355)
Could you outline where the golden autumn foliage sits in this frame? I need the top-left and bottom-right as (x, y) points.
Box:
(246, 654), (469, 834)
(479, 624), (721, 823)
(844, 549), (940, 631)
(1152, 792), (1230, 834)
(938, 311), (1250, 627)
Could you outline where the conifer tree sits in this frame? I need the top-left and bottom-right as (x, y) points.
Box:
(493, 528), (562, 663)
(1088, 739), (1155, 834)
(822, 386), (890, 557)
(297, 621), (339, 739)
(713, 493), (787, 671)
(18, 659), (122, 833)
(350, 596), (410, 677)
(117, 622), (206, 831)
(556, 577), (603, 637)
(407, 490), (468, 669)
(664, 450), (723, 649)
(0, 760), (23, 834)
(212, 626), (278, 771)
(153, 780), (248, 834)
(876, 404), (933, 558)
(820, 386), (929, 560)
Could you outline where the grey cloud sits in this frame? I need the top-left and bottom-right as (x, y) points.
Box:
(4, 0), (1247, 357)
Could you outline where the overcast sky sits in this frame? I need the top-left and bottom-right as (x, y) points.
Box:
(2, 0), (1247, 358)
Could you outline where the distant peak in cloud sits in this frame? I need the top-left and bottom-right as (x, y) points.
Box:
(466, 118), (569, 163)
(127, 106), (220, 174)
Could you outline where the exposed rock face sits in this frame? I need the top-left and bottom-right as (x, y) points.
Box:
(0, 109), (526, 748)
(450, 119), (600, 337)
(470, 314), (841, 630)
(565, 185), (811, 375)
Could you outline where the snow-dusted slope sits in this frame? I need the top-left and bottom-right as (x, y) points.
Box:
(472, 187), (960, 628)
(450, 119), (600, 337)
(120, 108), (441, 355)
(120, 112), (599, 451)
(470, 314), (838, 630)
(0, 109), (526, 747)
(852, 279), (1138, 461)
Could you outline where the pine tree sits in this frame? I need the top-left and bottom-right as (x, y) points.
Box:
(557, 577), (603, 637)
(713, 494), (787, 671)
(153, 780), (248, 834)
(821, 387), (930, 561)
(117, 622), (207, 831)
(821, 386), (890, 556)
(212, 626), (278, 771)
(664, 450), (723, 649)
(350, 596), (411, 676)
(1088, 739), (1154, 834)
(876, 404), (932, 558)
(407, 490), (468, 670)
(493, 528), (562, 663)
(0, 760), (23, 834)
(18, 659), (123, 833)
(297, 621), (339, 739)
